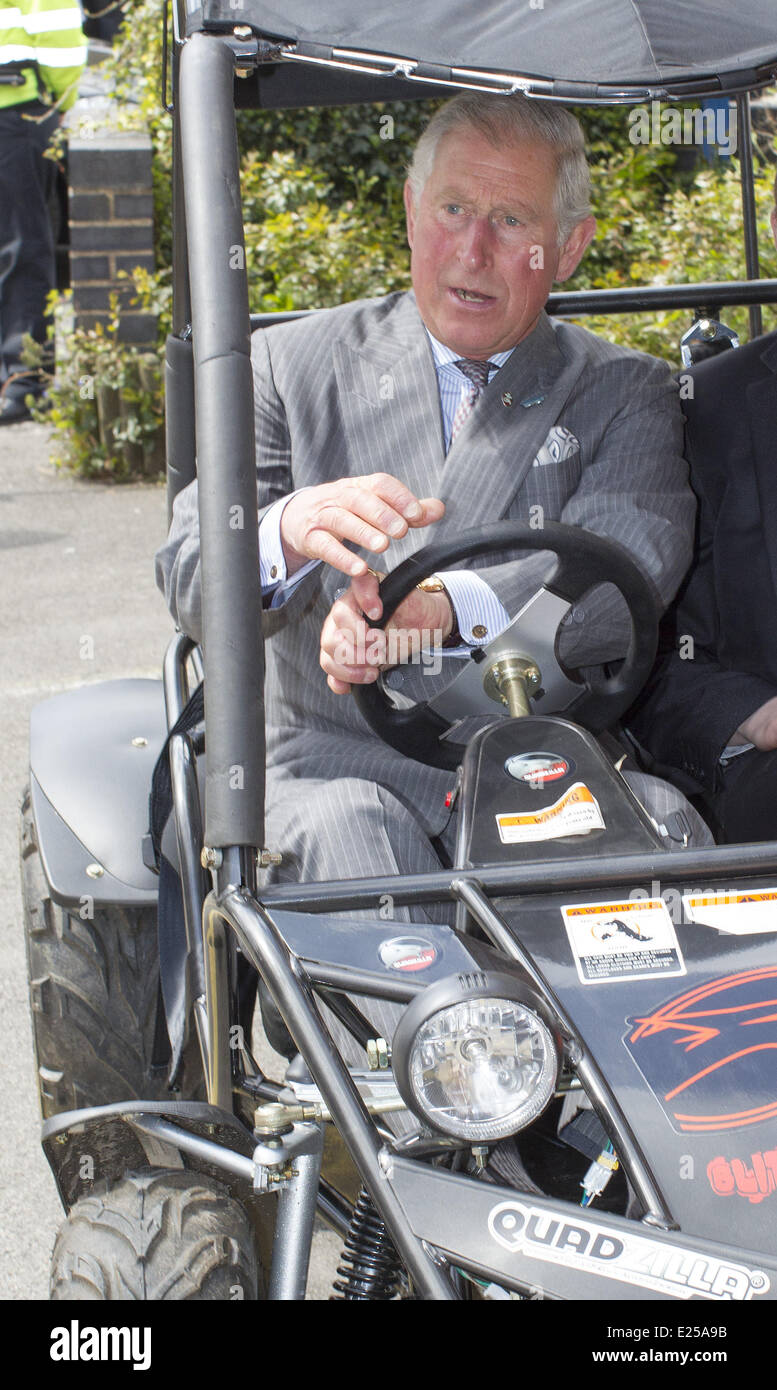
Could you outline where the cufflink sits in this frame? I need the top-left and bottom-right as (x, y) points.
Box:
(472, 624), (488, 639)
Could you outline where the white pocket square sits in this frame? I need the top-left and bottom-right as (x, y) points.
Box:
(532, 425), (579, 467)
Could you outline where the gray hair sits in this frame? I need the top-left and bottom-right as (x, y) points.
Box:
(407, 92), (592, 245)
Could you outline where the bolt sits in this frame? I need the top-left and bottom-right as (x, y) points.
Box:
(201, 846), (223, 870)
(258, 849), (282, 867)
(85, 863), (104, 879)
(471, 1145), (489, 1172)
(131, 736), (148, 748)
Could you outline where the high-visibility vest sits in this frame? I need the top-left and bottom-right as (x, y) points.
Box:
(0, 0), (86, 112)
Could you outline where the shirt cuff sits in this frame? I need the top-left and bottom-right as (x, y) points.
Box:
(440, 570), (510, 648)
(260, 493), (320, 607)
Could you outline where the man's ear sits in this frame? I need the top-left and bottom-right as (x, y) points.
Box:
(403, 179), (416, 250)
(555, 215), (597, 283)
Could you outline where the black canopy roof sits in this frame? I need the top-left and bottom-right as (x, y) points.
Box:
(183, 0), (777, 105)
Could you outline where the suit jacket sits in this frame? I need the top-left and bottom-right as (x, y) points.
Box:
(628, 330), (777, 792)
(156, 291), (694, 836)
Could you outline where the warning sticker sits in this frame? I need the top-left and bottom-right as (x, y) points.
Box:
(560, 898), (686, 985)
(683, 888), (777, 935)
(496, 782), (605, 844)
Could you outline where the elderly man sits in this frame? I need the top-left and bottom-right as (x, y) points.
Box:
(157, 92), (704, 925)
(627, 180), (777, 844)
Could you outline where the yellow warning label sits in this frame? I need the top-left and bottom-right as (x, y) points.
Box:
(496, 782), (605, 844)
(566, 899), (657, 917)
(683, 887), (777, 935)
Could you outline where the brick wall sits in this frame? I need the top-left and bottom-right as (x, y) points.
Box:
(67, 131), (157, 345)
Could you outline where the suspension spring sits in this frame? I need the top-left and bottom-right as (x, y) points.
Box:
(331, 1186), (404, 1300)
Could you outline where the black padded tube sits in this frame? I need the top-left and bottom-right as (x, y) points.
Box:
(167, 71), (196, 523)
(179, 33), (265, 853)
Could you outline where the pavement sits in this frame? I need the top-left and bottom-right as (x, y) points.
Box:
(0, 421), (340, 1300)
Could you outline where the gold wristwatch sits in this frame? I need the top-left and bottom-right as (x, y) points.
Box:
(417, 575), (461, 646)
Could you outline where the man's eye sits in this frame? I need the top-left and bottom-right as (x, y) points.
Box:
(444, 203), (463, 215)
(503, 215), (521, 228)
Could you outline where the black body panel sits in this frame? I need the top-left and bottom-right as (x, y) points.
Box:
(388, 1157), (777, 1301)
(494, 888), (777, 1256)
(29, 680), (168, 905)
(455, 717), (663, 869)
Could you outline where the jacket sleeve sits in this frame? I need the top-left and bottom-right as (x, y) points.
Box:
(468, 356), (695, 667)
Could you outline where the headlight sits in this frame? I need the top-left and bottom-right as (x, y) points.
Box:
(392, 973), (559, 1142)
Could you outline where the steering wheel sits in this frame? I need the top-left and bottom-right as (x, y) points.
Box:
(353, 521), (660, 772)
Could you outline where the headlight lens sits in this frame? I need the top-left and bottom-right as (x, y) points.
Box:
(403, 996), (558, 1141)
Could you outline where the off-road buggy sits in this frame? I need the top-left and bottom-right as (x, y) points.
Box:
(22, 0), (777, 1301)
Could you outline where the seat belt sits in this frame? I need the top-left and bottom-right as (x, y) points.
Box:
(145, 681), (204, 873)
(144, 682), (205, 1082)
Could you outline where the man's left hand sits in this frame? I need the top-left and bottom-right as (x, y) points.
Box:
(320, 573), (454, 694)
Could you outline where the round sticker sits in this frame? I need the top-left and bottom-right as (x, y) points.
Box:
(504, 752), (572, 785)
(378, 937), (438, 973)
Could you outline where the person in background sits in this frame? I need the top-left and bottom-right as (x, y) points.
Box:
(627, 175), (777, 843)
(0, 0), (86, 424)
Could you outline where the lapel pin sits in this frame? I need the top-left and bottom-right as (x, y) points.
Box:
(501, 391), (513, 407)
(520, 392), (545, 408)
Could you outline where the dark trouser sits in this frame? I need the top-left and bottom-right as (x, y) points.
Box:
(0, 102), (59, 393)
(706, 748), (777, 844)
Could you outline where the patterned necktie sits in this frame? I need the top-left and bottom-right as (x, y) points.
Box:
(449, 358), (495, 447)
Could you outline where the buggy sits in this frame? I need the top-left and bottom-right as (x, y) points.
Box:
(22, 0), (777, 1301)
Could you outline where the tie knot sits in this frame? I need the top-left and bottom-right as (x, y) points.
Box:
(453, 358), (495, 393)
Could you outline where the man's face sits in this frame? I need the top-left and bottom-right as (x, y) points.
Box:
(404, 128), (595, 358)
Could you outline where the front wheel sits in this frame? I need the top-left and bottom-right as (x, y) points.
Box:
(50, 1169), (260, 1300)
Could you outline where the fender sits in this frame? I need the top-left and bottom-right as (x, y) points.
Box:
(29, 679), (170, 908)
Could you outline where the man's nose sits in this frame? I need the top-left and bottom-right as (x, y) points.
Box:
(457, 216), (493, 266)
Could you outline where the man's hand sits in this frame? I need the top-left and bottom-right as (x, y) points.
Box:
(280, 473), (445, 578)
(320, 575), (455, 695)
(732, 696), (777, 750)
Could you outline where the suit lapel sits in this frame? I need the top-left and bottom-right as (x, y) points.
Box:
(331, 298), (584, 562)
(749, 334), (777, 603)
(432, 311), (582, 538)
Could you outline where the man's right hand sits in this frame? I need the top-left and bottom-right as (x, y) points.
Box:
(280, 473), (445, 578)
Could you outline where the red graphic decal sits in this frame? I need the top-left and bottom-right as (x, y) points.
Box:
(708, 1149), (777, 1204)
(625, 966), (777, 1132)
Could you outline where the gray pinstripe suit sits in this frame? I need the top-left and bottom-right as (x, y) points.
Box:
(156, 290), (703, 913)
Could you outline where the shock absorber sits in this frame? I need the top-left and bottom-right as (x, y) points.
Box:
(331, 1186), (404, 1300)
